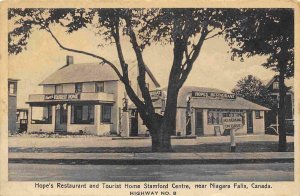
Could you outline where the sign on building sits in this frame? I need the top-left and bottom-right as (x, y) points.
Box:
(223, 117), (243, 129)
(149, 90), (162, 100)
(192, 91), (236, 100)
(44, 93), (80, 100)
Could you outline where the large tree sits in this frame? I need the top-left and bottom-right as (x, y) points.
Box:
(9, 8), (240, 152)
(224, 9), (294, 151)
(232, 75), (277, 110)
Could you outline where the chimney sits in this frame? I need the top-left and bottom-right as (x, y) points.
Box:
(66, 55), (74, 65)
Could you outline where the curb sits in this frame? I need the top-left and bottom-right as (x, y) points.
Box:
(112, 136), (197, 140)
(9, 158), (294, 165)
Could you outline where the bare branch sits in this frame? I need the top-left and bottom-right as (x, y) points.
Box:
(124, 17), (155, 116)
(112, 22), (147, 112)
(46, 27), (124, 81)
(204, 29), (226, 40)
(177, 28), (209, 89)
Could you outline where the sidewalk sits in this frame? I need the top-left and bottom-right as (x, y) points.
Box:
(9, 152), (294, 165)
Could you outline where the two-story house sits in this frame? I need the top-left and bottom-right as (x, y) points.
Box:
(264, 75), (294, 134)
(26, 56), (160, 135)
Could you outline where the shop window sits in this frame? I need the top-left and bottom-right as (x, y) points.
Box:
(71, 105), (94, 124)
(8, 82), (17, 95)
(31, 106), (52, 124)
(102, 105), (112, 123)
(273, 82), (279, 90)
(207, 110), (222, 125)
(95, 82), (104, 92)
(55, 84), (63, 94)
(255, 111), (263, 119)
(75, 83), (83, 93)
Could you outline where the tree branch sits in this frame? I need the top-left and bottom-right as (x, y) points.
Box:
(112, 21), (147, 112)
(204, 29), (225, 40)
(46, 28), (124, 81)
(177, 28), (209, 89)
(124, 17), (155, 116)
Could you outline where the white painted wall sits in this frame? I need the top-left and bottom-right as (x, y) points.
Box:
(253, 111), (265, 134)
(43, 85), (55, 94)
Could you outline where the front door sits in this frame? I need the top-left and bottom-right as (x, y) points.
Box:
(55, 104), (67, 132)
(130, 110), (138, 136)
(195, 109), (204, 136)
(247, 111), (253, 134)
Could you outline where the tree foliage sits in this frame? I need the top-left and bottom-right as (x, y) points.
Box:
(224, 8), (294, 77)
(232, 75), (277, 109)
(224, 8), (294, 152)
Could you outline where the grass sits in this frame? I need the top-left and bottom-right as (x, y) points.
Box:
(9, 141), (294, 153)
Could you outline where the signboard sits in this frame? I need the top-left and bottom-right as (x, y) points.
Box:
(192, 91), (236, 100)
(149, 90), (162, 99)
(44, 93), (80, 100)
(223, 117), (243, 129)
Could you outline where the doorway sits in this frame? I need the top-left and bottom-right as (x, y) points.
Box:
(55, 104), (67, 132)
(246, 111), (253, 134)
(130, 110), (138, 136)
(195, 109), (204, 136)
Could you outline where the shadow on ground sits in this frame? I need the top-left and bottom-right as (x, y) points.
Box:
(9, 141), (294, 153)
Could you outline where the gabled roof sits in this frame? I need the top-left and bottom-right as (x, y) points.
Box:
(40, 60), (161, 87)
(149, 86), (270, 111)
(265, 75), (278, 89)
(264, 75), (294, 94)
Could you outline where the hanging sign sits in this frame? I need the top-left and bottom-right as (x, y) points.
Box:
(44, 93), (80, 100)
(192, 91), (236, 100)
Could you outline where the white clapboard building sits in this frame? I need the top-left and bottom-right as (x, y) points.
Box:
(26, 56), (160, 135)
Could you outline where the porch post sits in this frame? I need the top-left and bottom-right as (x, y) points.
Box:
(67, 104), (71, 132)
(191, 108), (196, 136)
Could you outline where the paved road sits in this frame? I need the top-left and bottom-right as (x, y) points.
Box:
(9, 163), (293, 181)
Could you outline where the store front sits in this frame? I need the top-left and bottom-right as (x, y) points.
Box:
(130, 86), (270, 137)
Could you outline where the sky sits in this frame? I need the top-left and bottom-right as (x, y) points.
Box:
(8, 25), (286, 108)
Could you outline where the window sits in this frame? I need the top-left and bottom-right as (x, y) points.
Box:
(101, 105), (112, 123)
(71, 105), (94, 124)
(273, 82), (279, 90)
(95, 82), (104, 92)
(208, 109), (244, 125)
(31, 106), (52, 124)
(255, 111), (262, 119)
(207, 110), (222, 125)
(55, 85), (63, 94)
(8, 82), (17, 95)
(75, 83), (83, 93)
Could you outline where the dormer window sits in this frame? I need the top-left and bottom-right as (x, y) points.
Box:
(273, 82), (279, 90)
(55, 84), (63, 94)
(95, 82), (104, 92)
(75, 83), (83, 93)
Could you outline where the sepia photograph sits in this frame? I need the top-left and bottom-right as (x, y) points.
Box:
(1, 1), (299, 195)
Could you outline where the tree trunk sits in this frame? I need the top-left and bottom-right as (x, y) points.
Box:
(278, 70), (287, 152)
(151, 127), (172, 152)
(150, 114), (173, 152)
